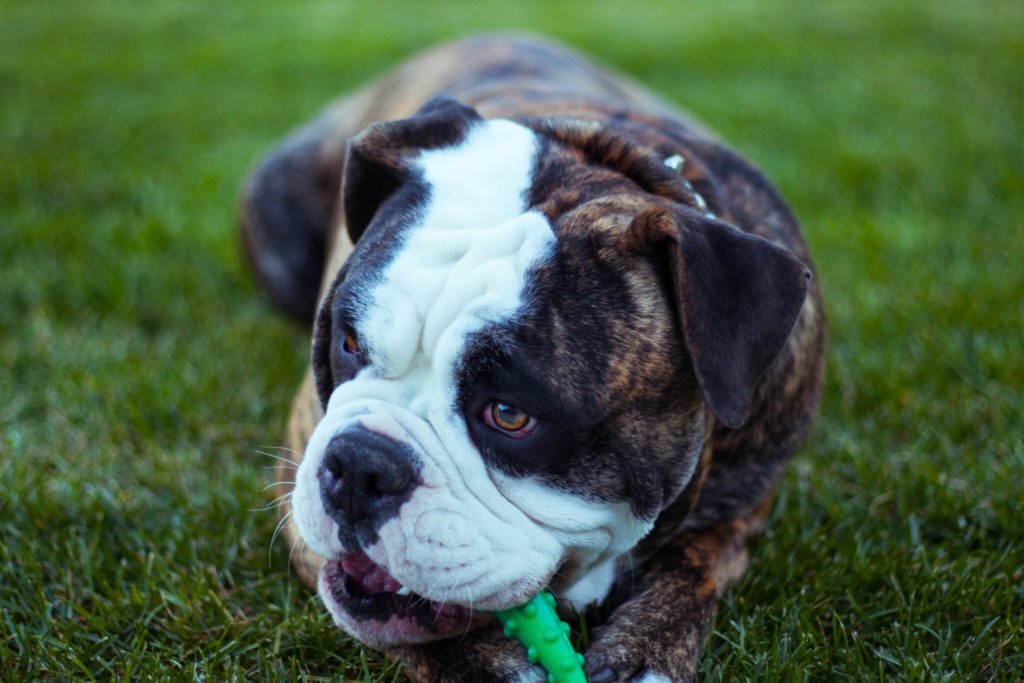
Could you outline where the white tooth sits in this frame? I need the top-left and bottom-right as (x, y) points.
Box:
(395, 585), (411, 596)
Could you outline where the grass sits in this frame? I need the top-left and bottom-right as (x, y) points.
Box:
(1, 0), (1021, 680)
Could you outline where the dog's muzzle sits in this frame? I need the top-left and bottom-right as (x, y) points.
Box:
(293, 394), (572, 647)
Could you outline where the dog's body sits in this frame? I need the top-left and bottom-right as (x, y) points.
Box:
(241, 35), (825, 682)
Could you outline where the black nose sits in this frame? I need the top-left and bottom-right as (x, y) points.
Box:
(318, 429), (418, 532)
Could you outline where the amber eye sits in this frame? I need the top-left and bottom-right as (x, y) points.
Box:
(483, 401), (536, 438)
(342, 330), (359, 355)
(493, 403), (528, 430)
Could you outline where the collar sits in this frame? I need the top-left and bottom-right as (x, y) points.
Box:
(664, 153), (716, 219)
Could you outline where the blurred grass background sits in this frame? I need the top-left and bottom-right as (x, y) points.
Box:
(1, 0), (1021, 680)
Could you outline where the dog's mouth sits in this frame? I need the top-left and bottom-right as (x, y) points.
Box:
(320, 552), (491, 646)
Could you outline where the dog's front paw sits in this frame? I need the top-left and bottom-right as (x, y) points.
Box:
(394, 621), (546, 683)
(588, 669), (673, 683)
(593, 671), (671, 683)
(583, 624), (700, 683)
(586, 657), (674, 683)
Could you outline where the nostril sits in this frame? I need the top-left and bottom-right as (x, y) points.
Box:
(361, 464), (410, 497)
(323, 438), (346, 480)
(326, 460), (344, 480)
(364, 472), (379, 496)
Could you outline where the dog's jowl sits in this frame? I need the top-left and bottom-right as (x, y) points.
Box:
(241, 34), (825, 683)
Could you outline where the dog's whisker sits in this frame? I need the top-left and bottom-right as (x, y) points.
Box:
(268, 494), (294, 510)
(410, 580), (434, 608)
(425, 574), (447, 606)
(286, 528), (301, 569)
(252, 448), (301, 466)
(460, 589), (476, 641)
(260, 480), (295, 495)
(261, 465), (296, 473)
(411, 573), (445, 610)
(260, 444), (299, 454)
(249, 490), (294, 512)
(286, 525), (307, 580)
(248, 497), (292, 513)
(430, 585), (454, 629)
(268, 508), (294, 562)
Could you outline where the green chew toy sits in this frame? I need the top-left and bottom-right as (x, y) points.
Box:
(493, 591), (587, 683)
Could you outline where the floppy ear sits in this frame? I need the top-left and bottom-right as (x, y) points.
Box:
(341, 96), (482, 243)
(635, 207), (811, 428)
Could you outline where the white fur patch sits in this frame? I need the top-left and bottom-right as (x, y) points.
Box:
(633, 674), (672, 683)
(560, 555), (619, 610)
(293, 118), (646, 616)
(358, 119), (548, 383)
(490, 471), (654, 609)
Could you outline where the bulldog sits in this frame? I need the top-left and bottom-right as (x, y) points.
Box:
(240, 34), (825, 682)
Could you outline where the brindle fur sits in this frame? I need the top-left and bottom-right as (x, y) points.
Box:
(243, 34), (825, 682)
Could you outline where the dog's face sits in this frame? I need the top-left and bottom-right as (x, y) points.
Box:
(291, 98), (810, 648)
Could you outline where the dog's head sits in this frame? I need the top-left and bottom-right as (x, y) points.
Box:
(291, 97), (809, 648)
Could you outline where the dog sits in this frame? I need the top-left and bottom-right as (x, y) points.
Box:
(240, 34), (826, 682)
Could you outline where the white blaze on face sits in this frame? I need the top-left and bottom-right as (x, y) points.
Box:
(293, 118), (646, 613)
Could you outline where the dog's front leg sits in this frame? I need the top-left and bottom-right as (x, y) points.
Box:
(394, 621), (546, 683)
(583, 517), (756, 683)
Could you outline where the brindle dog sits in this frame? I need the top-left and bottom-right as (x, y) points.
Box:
(241, 34), (825, 683)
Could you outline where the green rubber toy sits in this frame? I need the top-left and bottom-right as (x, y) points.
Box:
(493, 591), (587, 683)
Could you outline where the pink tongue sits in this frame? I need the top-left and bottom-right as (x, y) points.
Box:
(340, 553), (402, 595)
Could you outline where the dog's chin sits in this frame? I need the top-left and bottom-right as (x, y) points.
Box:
(318, 554), (496, 648)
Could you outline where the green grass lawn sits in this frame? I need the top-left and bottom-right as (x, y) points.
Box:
(2, 1), (1021, 680)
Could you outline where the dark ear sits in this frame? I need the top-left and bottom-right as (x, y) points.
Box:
(341, 96), (482, 243)
(637, 207), (811, 428)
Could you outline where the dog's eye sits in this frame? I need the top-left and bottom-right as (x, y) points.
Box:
(342, 330), (359, 355)
(483, 401), (536, 438)
(330, 326), (364, 387)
